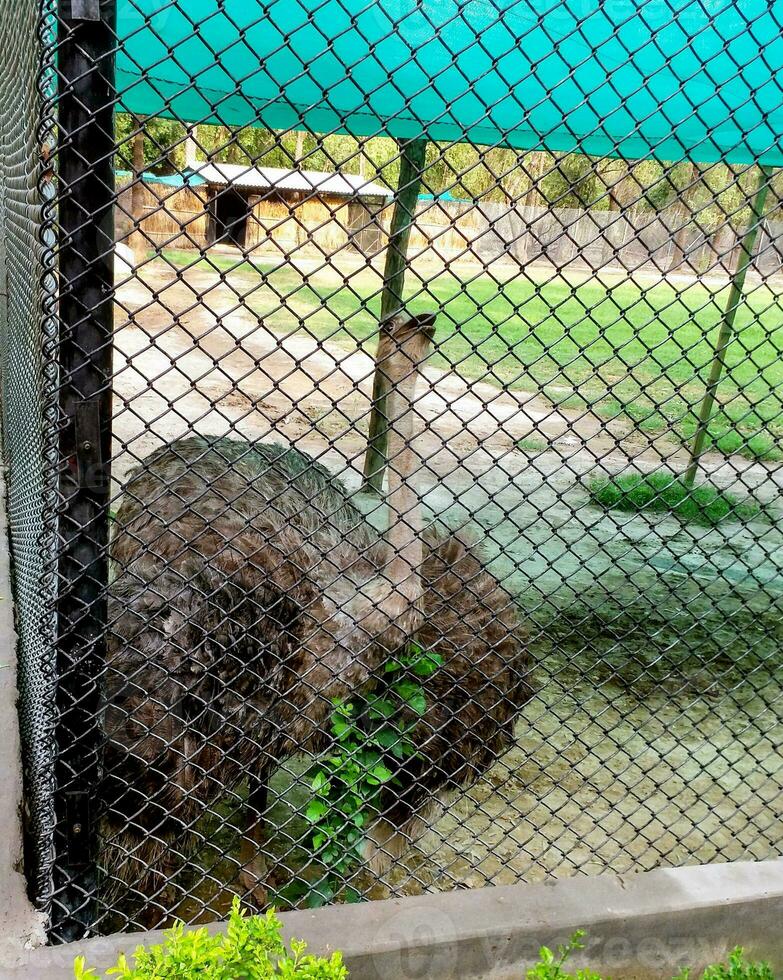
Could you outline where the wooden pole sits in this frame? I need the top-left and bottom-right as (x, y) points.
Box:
(684, 166), (771, 488)
(361, 138), (428, 494)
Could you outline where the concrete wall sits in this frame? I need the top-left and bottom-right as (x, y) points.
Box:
(0, 472), (46, 961)
(4, 860), (783, 979)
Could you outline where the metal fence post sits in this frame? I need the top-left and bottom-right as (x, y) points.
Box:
(683, 166), (771, 488)
(53, 0), (116, 941)
(361, 138), (428, 494)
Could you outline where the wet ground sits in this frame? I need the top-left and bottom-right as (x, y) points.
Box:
(107, 255), (783, 925)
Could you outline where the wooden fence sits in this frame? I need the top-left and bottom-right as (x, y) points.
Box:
(116, 179), (783, 279)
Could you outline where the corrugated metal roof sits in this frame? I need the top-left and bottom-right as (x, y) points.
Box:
(187, 162), (390, 199)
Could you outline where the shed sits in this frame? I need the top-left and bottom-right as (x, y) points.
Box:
(189, 162), (391, 254)
(117, 164), (391, 255)
(116, 169), (211, 251)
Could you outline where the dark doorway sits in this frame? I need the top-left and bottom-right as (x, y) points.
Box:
(210, 187), (249, 247)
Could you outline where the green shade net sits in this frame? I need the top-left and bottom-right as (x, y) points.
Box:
(117, 0), (783, 165)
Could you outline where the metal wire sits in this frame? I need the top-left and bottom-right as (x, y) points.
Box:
(1, 0), (782, 945)
(0, 0), (59, 920)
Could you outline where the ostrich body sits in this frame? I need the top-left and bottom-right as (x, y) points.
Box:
(102, 311), (530, 923)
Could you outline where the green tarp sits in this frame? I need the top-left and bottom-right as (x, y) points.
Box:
(117, 0), (783, 165)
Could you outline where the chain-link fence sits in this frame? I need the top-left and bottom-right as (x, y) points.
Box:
(2, 0), (783, 946)
(0, 0), (60, 919)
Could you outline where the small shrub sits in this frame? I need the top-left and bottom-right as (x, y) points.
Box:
(527, 930), (602, 980)
(527, 934), (773, 980)
(586, 472), (767, 526)
(75, 911), (775, 980)
(73, 897), (347, 979)
(302, 642), (442, 906)
(675, 946), (774, 980)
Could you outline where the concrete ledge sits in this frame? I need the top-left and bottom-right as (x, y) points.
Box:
(5, 860), (783, 979)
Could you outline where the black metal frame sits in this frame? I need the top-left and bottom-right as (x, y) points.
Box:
(53, 0), (115, 940)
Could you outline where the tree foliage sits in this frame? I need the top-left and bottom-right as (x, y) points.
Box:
(115, 114), (780, 231)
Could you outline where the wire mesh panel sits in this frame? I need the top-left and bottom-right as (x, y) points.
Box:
(0, 0), (59, 916)
(2, 0), (783, 945)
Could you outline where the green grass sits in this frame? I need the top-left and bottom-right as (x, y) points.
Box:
(594, 393), (783, 462)
(159, 249), (783, 462)
(586, 472), (768, 526)
(543, 386), (594, 412)
(518, 435), (550, 453)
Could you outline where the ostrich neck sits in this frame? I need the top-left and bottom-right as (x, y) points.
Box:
(383, 345), (425, 608)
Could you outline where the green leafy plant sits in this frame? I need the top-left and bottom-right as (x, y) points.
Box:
(675, 947), (774, 980)
(586, 472), (768, 526)
(73, 897), (347, 978)
(526, 933), (774, 980)
(527, 931), (602, 980)
(74, 905), (776, 980)
(302, 643), (442, 906)
(526, 933), (775, 980)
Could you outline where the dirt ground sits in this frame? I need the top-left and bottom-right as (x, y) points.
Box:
(110, 256), (783, 918)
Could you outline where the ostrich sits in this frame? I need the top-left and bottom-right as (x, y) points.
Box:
(100, 313), (438, 925)
(101, 310), (530, 924)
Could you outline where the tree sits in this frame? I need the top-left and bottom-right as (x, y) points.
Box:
(129, 115), (147, 259)
(523, 150), (552, 209)
(596, 157), (628, 211)
(294, 129), (306, 164)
